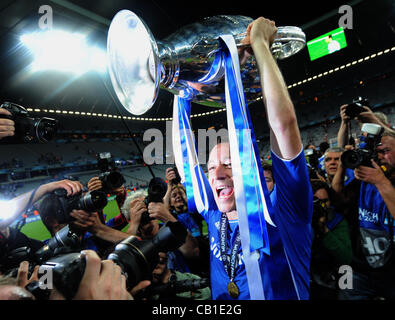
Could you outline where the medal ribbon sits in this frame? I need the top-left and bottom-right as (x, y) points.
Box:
(220, 212), (241, 282)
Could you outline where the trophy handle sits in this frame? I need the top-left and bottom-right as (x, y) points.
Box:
(234, 26), (306, 60)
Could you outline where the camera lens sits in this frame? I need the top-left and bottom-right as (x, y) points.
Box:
(34, 117), (58, 142)
(341, 150), (363, 169)
(78, 190), (108, 212)
(107, 171), (125, 189)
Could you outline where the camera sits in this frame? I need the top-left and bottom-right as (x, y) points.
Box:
(52, 188), (108, 224)
(0, 102), (58, 143)
(344, 97), (368, 119)
(0, 225), (82, 276)
(97, 152), (125, 192)
(41, 221), (187, 300)
(170, 167), (181, 185)
(341, 123), (384, 169)
(140, 177), (168, 226)
(34, 225), (82, 264)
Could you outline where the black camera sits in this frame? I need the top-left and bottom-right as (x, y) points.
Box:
(52, 188), (108, 224)
(341, 123), (384, 169)
(170, 167), (181, 185)
(140, 177), (168, 226)
(0, 102), (58, 143)
(1, 225), (82, 276)
(97, 152), (125, 192)
(41, 221), (187, 300)
(34, 225), (82, 264)
(344, 97), (368, 119)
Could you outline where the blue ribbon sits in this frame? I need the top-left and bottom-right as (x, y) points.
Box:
(220, 35), (272, 254)
(172, 34), (276, 299)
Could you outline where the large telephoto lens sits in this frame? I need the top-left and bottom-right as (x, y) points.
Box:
(107, 221), (187, 288)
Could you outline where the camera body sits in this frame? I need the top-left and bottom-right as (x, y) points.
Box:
(344, 97), (368, 119)
(52, 188), (108, 224)
(97, 152), (125, 192)
(170, 167), (181, 185)
(341, 123), (384, 169)
(1, 225), (82, 276)
(0, 102), (58, 143)
(141, 177), (168, 226)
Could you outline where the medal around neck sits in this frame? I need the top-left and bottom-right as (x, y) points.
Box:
(227, 281), (240, 299)
(107, 10), (306, 115)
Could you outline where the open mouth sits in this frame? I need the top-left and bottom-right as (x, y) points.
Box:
(216, 185), (234, 200)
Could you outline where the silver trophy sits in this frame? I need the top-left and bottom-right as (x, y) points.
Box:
(107, 10), (305, 115)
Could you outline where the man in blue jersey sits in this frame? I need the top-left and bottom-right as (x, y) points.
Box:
(335, 131), (395, 300)
(201, 17), (313, 300)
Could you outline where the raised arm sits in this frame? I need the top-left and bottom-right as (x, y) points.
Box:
(248, 17), (302, 159)
(0, 179), (83, 229)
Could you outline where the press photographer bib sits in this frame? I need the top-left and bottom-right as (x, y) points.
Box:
(358, 182), (394, 269)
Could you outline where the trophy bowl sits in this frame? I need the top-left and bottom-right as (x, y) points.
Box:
(107, 10), (306, 115)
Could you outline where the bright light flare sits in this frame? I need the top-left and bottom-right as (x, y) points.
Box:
(20, 29), (107, 74)
(0, 200), (17, 221)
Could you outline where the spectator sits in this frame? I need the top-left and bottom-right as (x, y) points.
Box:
(309, 180), (352, 300)
(163, 168), (210, 277)
(323, 147), (344, 186)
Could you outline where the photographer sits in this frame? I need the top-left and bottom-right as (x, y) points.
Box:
(309, 180), (352, 300)
(37, 189), (130, 258)
(333, 130), (395, 300)
(337, 103), (394, 149)
(0, 179), (86, 274)
(123, 190), (199, 273)
(84, 174), (131, 255)
(0, 251), (135, 300)
(87, 175), (128, 230)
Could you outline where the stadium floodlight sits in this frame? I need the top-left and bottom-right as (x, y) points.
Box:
(20, 29), (107, 74)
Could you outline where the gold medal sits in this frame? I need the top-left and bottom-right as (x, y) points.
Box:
(227, 281), (239, 299)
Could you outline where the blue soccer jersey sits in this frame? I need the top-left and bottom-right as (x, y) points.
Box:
(201, 148), (313, 300)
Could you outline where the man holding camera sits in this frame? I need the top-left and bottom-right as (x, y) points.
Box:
(337, 103), (394, 149)
(0, 108), (14, 139)
(333, 128), (395, 299)
(124, 186), (201, 273)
